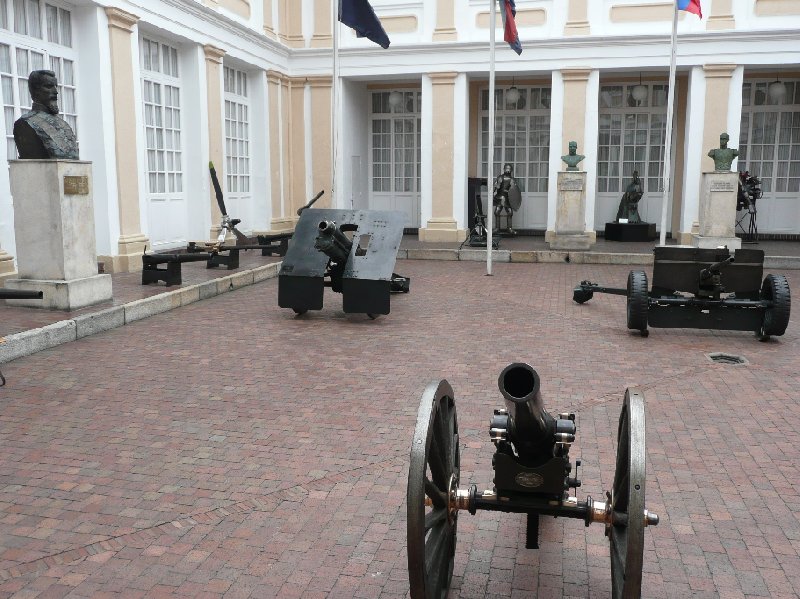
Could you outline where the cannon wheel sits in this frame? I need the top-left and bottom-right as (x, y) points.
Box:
(626, 271), (649, 336)
(608, 389), (647, 599)
(757, 274), (791, 341)
(407, 380), (459, 599)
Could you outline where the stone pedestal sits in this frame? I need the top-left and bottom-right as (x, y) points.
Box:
(548, 171), (594, 250)
(5, 160), (112, 309)
(0, 246), (16, 282)
(692, 171), (741, 250)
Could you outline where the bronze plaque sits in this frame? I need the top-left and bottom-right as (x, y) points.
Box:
(63, 175), (89, 195)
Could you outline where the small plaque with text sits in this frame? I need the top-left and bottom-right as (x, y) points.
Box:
(63, 175), (89, 195)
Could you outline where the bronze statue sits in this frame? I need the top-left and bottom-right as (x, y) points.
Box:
(493, 163), (521, 235)
(707, 132), (738, 172)
(616, 171), (643, 223)
(13, 70), (78, 160)
(561, 141), (585, 171)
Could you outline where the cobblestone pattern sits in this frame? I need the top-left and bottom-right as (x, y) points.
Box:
(0, 261), (798, 598)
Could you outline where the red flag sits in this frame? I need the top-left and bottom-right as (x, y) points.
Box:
(677, 0), (702, 18)
(499, 0), (522, 55)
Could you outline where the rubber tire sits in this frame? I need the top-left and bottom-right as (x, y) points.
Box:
(757, 274), (791, 340)
(626, 271), (649, 335)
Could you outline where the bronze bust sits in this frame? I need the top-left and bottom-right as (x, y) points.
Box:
(707, 133), (738, 172)
(13, 70), (78, 160)
(561, 141), (585, 171)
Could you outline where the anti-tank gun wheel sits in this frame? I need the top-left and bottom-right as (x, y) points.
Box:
(608, 389), (651, 599)
(626, 271), (649, 336)
(757, 273), (790, 341)
(407, 380), (460, 599)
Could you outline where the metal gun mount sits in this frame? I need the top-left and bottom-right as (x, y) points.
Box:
(278, 209), (410, 318)
(573, 246), (791, 340)
(407, 363), (658, 599)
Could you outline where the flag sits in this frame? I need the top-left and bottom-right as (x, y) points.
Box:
(677, 0), (702, 17)
(499, 0), (522, 55)
(339, 0), (391, 49)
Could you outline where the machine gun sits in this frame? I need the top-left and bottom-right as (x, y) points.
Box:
(278, 209), (410, 318)
(407, 363), (659, 599)
(736, 171), (761, 243)
(1, 289), (43, 385)
(573, 246), (791, 340)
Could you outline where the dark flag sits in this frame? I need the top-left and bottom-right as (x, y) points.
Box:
(339, 0), (391, 49)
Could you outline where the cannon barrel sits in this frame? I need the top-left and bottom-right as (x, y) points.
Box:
(314, 220), (352, 264)
(498, 363), (557, 462)
(0, 289), (44, 300)
(700, 255), (734, 280)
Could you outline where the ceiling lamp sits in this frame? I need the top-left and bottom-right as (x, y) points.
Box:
(388, 90), (403, 108)
(631, 72), (648, 103)
(506, 78), (520, 105)
(768, 74), (787, 102)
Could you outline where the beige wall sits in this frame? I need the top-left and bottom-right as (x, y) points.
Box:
(565, 0), (589, 35)
(419, 73), (464, 242)
(707, 0), (735, 29)
(278, 0), (303, 47)
(701, 64), (736, 173)
(267, 71), (291, 231)
(671, 75), (689, 236)
(263, 0), (275, 38)
(288, 77), (306, 219)
(204, 45), (226, 237)
(610, 3), (674, 22)
(103, 7), (148, 273)
(220, 0), (250, 19)
(308, 77), (332, 209)
(561, 69), (590, 160)
(310, 0), (331, 48)
(382, 15), (417, 34)
(476, 8), (545, 28)
(755, 0), (800, 15)
(433, 0), (457, 41)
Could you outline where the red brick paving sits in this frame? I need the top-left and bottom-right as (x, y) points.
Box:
(0, 260), (799, 597)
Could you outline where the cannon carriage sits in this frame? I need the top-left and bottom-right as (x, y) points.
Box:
(407, 363), (659, 599)
(573, 246), (790, 340)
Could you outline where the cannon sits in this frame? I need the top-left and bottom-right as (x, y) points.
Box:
(573, 246), (790, 340)
(1, 289), (43, 386)
(407, 363), (659, 599)
(278, 208), (409, 318)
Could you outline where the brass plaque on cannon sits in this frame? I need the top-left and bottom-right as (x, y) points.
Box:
(63, 175), (89, 195)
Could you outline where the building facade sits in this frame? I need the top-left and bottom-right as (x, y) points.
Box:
(1, 0), (799, 275)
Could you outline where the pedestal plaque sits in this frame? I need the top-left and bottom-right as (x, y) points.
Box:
(548, 171), (594, 250)
(5, 160), (112, 309)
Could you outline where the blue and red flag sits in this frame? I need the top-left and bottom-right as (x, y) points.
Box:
(677, 0), (702, 17)
(499, 0), (522, 55)
(339, 0), (391, 49)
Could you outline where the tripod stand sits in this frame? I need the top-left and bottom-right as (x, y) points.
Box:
(460, 193), (499, 249)
(736, 205), (758, 244)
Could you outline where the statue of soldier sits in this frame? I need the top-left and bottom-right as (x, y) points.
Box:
(616, 171), (644, 223)
(493, 163), (521, 235)
(561, 141), (585, 171)
(13, 70), (79, 160)
(707, 132), (738, 172)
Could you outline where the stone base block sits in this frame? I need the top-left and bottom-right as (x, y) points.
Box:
(548, 232), (594, 251)
(5, 274), (113, 310)
(691, 235), (742, 250)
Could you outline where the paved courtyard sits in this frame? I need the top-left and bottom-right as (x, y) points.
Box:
(1, 260), (799, 598)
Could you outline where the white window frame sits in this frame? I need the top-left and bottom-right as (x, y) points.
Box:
(223, 65), (250, 199)
(369, 90), (421, 194)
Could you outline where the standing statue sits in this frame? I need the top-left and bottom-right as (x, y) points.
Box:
(13, 70), (79, 159)
(561, 141), (585, 171)
(493, 163), (522, 236)
(616, 171), (644, 223)
(707, 132), (738, 172)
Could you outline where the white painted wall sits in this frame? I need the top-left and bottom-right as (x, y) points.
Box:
(680, 65), (706, 235)
(340, 79), (369, 210)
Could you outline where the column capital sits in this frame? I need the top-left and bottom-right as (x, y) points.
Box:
(561, 68), (592, 82)
(306, 75), (332, 88)
(429, 72), (458, 86)
(203, 44), (226, 64)
(703, 64), (738, 78)
(105, 7), (139, 32)
(287, 76), (306, 90)
(266, 70), (285, 85)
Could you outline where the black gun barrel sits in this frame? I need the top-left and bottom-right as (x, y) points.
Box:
(314, 220), (352, 263)
(297, 190), (325, 216)
(498, 363), (554, 451)
(701, 255), (734, 279)
(0, 289), (44, 300)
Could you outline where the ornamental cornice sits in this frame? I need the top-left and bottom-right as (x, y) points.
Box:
(561, 68), (592, 81)
(105, 7), (139, 32)
(203, 44), (226, 63)
(702, 64), (738, 78)
(429, 72), (459, 85)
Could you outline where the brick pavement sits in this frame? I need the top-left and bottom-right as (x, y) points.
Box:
(0, 260), (798, 598)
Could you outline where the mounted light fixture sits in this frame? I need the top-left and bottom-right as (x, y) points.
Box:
(388, 90), (403, 109)
(768, 71), (787, 102)
(506, 77), (520, 105)
(631, 72), (648, 103)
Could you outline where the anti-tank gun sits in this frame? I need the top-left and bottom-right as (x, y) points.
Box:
(278, 209), (410, 318)
(407, 363), (659, 599)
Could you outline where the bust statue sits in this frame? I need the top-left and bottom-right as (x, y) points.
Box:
(707, 132), (738, 172)
(561, 141), (585, 171)
(13, 70), (79, 160)
(616, 171), (644, 223)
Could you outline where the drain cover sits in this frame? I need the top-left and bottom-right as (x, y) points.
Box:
(707, 352), (748, 365)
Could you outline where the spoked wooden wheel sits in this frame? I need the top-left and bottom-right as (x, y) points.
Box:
(407, 380), (460, 599)
(608, 389), (647, 599)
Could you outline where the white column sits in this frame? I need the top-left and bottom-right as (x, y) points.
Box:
(679, 66), (706, 242)
(419, 74), (433, 232)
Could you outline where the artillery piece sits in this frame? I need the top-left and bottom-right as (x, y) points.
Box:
(407, 363), (659, 599)
(278, 209), (409, 318)
(573, 246), (790, 340)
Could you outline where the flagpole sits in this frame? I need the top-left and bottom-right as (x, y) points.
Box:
(486, 0), (496, 276)
(332, 0), (341, 208)
(659, 4), (679, 246)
